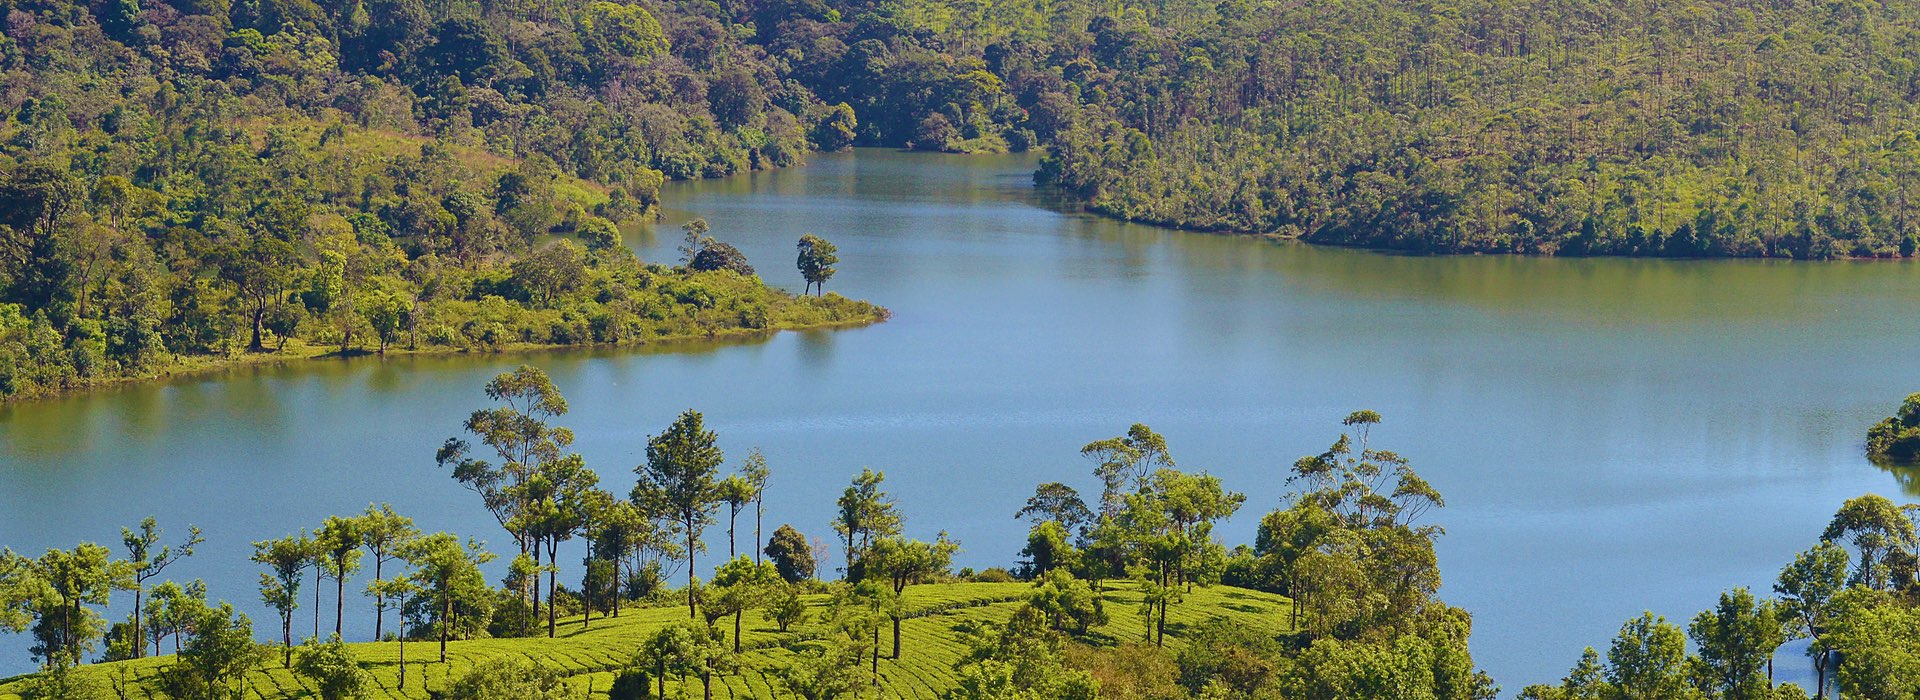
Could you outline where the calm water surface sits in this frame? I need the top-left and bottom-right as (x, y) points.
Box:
(3, 150), (1919, 687)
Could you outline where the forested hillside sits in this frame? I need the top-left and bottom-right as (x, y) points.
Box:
(9, 0), (1920, 398)
(1035, 0), (1920, 257)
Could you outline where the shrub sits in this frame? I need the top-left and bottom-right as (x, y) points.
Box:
(444, 658), (579, 700)
(294, 635), (371, 700)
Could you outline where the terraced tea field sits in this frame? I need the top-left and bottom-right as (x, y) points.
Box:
(0, 582), (1294, 699)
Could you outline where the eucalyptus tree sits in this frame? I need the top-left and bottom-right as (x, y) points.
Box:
(1775, 543), (1850, 697)
(0, 549), (34, 636)
(1819, 494), (1917, 590)
(864, 535), (957, 659)
(252, 534), (311, 667)
(437, 365), (574, 556)
(710, 556), (780, 652)
(796, 234), (838, 295)
(367, 576), (419, 687)
(639, 623), (696, 700)
(742, 450), (770, 563)
(572, 488), (618, 629)
(314, 516), (364, 638)
(1144, 469), (1245, 589)
(142, 580), (209, 656)
(1081, 424), (1173, 517)
(1687, 588), (1784, 700)
(355, 504), (418, 640)
(400, 533), (496, 663)
(438, 365), (577, 621)
(588, 499), (649, 618)
(634, 409), (724, 618)
(833, 469), (901, 577)
(717, 474), (755, 560)
(21, 544), (132, 666)
(520, 452), (600, 637)
(1015, 483), (1093, 535)
(1605, 612), (1692, 699)
(120, 517), (202, 659)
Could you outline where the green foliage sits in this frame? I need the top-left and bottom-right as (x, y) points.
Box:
(1687, 588), (1783, 700)
(157, 602), (267, 700)
(444, 658), (579, 700)
(1034, 0), (1920, 259)
(1824, 588), (1920, 700)
(1605, 612), (1695, 700)
(1868, 393), (1920, 464)
(1820, 494), (1918, 591)
(765, 525), (816, 584)
(796, 236), (839, 296)
(294, 635), (372, 700)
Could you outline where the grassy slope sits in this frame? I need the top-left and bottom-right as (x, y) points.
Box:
(0, 582), (1293, 699)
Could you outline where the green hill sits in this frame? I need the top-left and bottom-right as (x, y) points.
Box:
(0, 581), (1292, 700)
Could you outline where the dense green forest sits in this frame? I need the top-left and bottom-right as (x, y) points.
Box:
(12, 0), (1920, 396)
(1035, 0), (1920, 257)
(0, 368), (1498, 699)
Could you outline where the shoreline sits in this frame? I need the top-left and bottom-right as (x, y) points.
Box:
(2, 313), (888, 406)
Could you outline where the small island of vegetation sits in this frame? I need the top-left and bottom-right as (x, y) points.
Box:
(1868, 393), (1920, 465)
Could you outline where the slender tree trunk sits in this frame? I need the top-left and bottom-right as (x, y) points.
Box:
(131, 586), (144, 660)
(397, 614), (407, 689)
(892, 616), (901, 659)
(532, 539), (543, 637)
(547, 541), (558, 638)
(754, 500), (763, 564)
(313, 568), (322, 640)
(440, 592), (451, 663)
(1156, 599), (1167, 647)
(335, 559), (346, 638)
(688, 524), (698, 619)
(374, 556), (385, 641)
(703, 669), (713, 700)
(734, 609), (743, 653)
(283, 617), (293, 668)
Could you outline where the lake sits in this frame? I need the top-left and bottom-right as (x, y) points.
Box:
(2, 149), (1917, 688)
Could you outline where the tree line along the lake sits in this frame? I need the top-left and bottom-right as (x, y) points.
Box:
(6, 366), (1920, 698)
(0, 365), (1502, 699)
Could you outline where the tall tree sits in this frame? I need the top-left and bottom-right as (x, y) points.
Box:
(796, 234), (839, 296)
(1820, 494), (1917, 591)
(355, 504), (418, 641)
(633, 409), (724, 618)
(438, 365), (573, 619)
(1082, 424), (1174, 517)
(1687, 588), (1784, 700)
(400, 533), (495, 663)
(28, 544), (131, 666)
(314, 516), (364, 639)
(1015, 483), (1093, 535)
(1775, 543), (1850, 698)
(718, 474), (756, 561)
(743, 449), (770, 564)
(1605, 612), (1692, 699)
(252, 535), (311, 667)
(834, 469), (901, 578)
(119, 517), (202, 660)
(864, 535), (957, 659)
